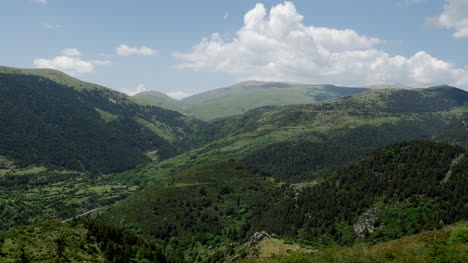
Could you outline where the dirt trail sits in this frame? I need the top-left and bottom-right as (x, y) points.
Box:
(61, 207), (101, 223)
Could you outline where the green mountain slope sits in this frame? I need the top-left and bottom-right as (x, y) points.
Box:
(248, 140), (468, 244)
(123, 86), (468, 183)
(237, 222), (468, 263)
(132, 90), (187, 114)
(101, 140), (468, 262)
(133, 81), (368, 121)
(0, 219), (167, 263)
(0, 66), (204, 173)
(103, 161), (281, 262)
(2, 219), (467, 263)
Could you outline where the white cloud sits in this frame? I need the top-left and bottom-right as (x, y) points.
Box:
(425, 0), (468, 39)
(33, 0), (47, 4)
(174, 1), (468, 88)
(90, 60), (111, 65)
(116, 44), (157, 56)
(41, 22), (62, 30)
(34, 56), (94, 75)
(120, 84), (148, 96)
(224, 11), (229, 20)
(166, 91), (191, 100)
(61, 48), (81, 57)
(34, 49), (110, 75)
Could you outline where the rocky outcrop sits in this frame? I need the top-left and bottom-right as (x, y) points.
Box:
(248, 231), (270, 246)
(353, 207), (384, 238)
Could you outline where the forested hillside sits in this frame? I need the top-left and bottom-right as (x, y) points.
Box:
(123, 86), (468, 183)
(0, 219), (167, 262)
(248, 141), (468, 244)
(98, 140), (468, 262)
(0, 66), (204, 173)
(237, 222), (468, 263)
(103, 161), (281, 262)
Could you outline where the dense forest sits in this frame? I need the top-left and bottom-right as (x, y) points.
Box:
(0, 70), (204, 173)
(0, 219), (168, 262)
(98, 140), (468, 261)
(103, 161), (282, 262)
(243, 119), (466, 181)
(247, 141), (468, 245)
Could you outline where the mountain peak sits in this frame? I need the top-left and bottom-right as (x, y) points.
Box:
(0, 65), (108, 92)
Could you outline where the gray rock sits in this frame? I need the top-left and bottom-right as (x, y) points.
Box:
(353, 207), (384, 238)
(248, 231), (270, 246)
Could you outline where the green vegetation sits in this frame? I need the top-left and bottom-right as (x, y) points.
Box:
(102, 141), (467, 262)
(122, 86), (468, 183)
(0, 66), (204, 173)
(0, 66), (114, 92)
(132, 90), (187, 114)
(0, 219), (166, 262)
(133, 80), (368, 120)
(103, 161), (282, 262)
(237, 222), (468, 263)
(1, 67), (467, 262)
(0, 163), (141, 230)
(246, 141), (468, 245)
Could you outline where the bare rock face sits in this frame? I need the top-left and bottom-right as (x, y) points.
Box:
(248, 231), (270, 246)
(353, 207), (384, 238)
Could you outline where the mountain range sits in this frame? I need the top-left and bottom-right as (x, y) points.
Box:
(132, 81), (369, 120)
(0, 66), (467, 263)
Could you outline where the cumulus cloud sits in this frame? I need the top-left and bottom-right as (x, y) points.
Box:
(61, 48), (81, 57)
(120, 84), (148, 96)
(34, 56), (94, 75)
(174, 1), (468, 88)
(116, 44), (157, 56)
(34, 48), (110, 75)
(425, 0), (468, 39)
(166, 91), (191, 100)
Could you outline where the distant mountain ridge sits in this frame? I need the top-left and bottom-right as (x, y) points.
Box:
(131, 90), (186, 113)
(133, 81), (369, 120)
(127, 85), (468, 183)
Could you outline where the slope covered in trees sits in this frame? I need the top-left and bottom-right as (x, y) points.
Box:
(100, 140), (468, 262)
(102, 161), (281, 262)
(247, 140), (468, 245)
(237, 222), (468, 263)
(125, 86), (468, 183)
(0, 219), (167, 262)
(0, 66), (204, 173)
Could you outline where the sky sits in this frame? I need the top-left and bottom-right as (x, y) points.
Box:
(1, 0), (468, 98)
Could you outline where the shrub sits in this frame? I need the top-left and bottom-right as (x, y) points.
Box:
(449, 227), (468, 244)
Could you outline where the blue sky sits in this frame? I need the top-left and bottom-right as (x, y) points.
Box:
(1, 0), (467, 98)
